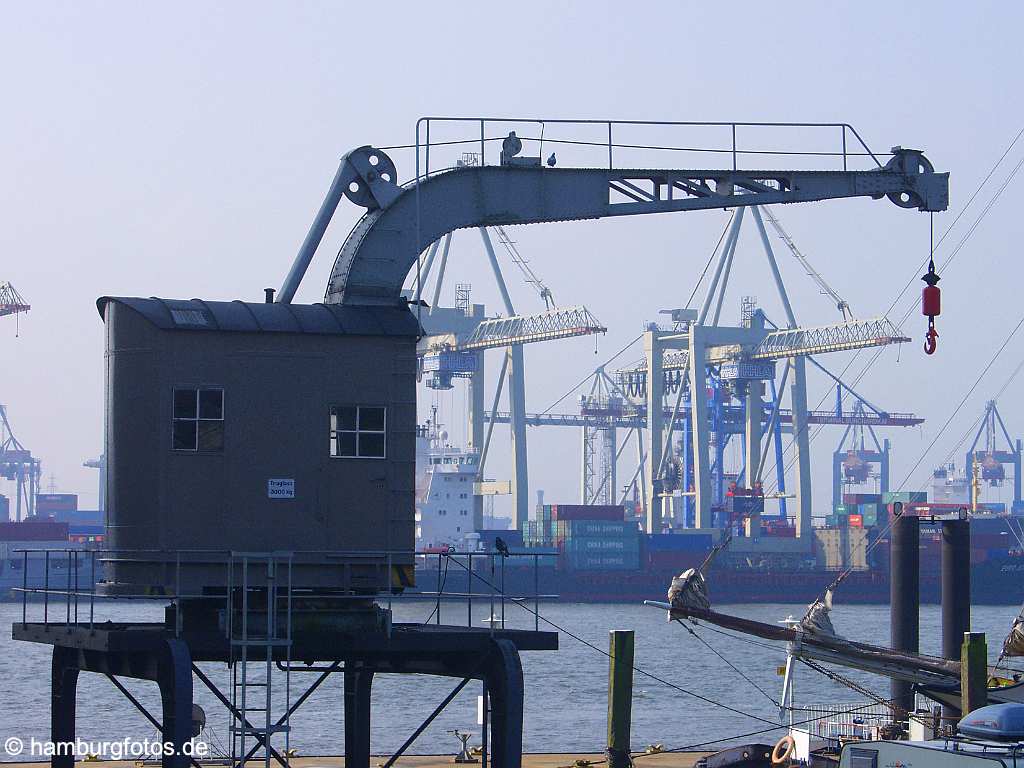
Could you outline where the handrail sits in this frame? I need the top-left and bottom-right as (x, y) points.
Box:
(13, 547), (557, 635)
(413, 117), (884, 183)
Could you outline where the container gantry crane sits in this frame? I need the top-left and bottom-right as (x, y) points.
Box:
(0, 282), (30, 317)
(832, 399), (893, 511)
(965, 400), (1022, 512)
(613, 200), (917, 538)
(275, 117), (948, 530)
(1, 404), (41, 520)
(1, 282), (30, 335)
(409, 223), (605, 526)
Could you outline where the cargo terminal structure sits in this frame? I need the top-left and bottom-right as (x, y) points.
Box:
(13, 118), (948, 768)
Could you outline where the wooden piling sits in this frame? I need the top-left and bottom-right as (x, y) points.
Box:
(960, 631), (988, 716)
(607, 630), (635, 768)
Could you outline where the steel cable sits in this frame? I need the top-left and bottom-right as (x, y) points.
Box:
(438, 554), (783, 726)
(761, 127), (1024, 495)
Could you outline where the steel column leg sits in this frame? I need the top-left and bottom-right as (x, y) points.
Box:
(344, 666), (374, 768)
(689, 327), (712, 529)
(469, 351), (486, 529)
(157, 640), (194, 768)
(483, 639), (524, 768)
(643, 331), (664, 533)
(790, 357), (813, 539)
(508, 344), (529, 532)
(51, 646), (80, 768)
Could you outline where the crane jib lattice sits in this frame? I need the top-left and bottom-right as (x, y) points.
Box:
(457, 306), (606, 352)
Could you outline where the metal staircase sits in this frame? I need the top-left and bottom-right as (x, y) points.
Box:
(227, 553), (294, 768)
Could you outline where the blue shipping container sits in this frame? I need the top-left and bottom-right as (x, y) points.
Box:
(564, 551), (640, 570)
(644, 533), (714, 552)
(563, 536), (641, 554)
(557, 520), (636, 538)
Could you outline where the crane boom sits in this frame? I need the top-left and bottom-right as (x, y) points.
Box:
(271, 119), (948, 306)
(622, 317), (907, 382)
(0, 282), (30, 318)
(420, 305), (605, 355)
(458, 305), (604, 351)
(745, 316), (907, 360)
(324, 148), (948, 304)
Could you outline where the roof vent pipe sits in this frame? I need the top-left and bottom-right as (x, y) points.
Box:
(264, 288), (275, 304)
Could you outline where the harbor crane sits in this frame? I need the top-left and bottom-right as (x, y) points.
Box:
(1, 404), (41, 520)
(965, 400), (1022, 512)
(613, 203), (916, 537)
(0, 282), (30, 335)
(832, 399), (892, 511)
(0, 282), (30, 317)
(488, 337), (922, 521)
(277, 117), (948, 528)
(409, 221), (605, 526)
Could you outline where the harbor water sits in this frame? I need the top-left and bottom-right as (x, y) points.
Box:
(0, 599), (1018, 758)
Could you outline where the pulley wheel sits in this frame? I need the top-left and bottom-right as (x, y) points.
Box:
(344, 147), (398, 208)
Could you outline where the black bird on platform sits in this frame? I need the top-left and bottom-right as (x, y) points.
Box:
(494, 537), (510, 558)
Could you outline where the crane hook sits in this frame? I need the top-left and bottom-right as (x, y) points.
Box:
(921, 252), (941, 356)
(924, 320), (938, 355)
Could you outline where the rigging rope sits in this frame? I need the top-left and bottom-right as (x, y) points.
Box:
(421, 554), (451, 625)
(438, 554), (785, 727)
(895, 309), (1024, 491)
(821, 328), (1024, 599)
(538, 210), (734, 416)
(439, 551), (911, 764)
(761, 125), (1024, 496)
(678, 620), (780, 706)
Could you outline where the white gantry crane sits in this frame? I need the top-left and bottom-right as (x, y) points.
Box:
(1, 405), (41, 520)
(410, 226), (605, 528)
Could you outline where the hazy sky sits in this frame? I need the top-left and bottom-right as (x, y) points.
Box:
(3, 1), (1024, 516)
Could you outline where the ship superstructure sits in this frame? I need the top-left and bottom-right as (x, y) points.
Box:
(415, 415), (482, 550)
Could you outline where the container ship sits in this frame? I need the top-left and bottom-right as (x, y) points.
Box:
(0, 493), (104, 599)
(413, 487), (1024, 606)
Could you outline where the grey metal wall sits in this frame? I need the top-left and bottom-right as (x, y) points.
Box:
(102, 299), (417, 593)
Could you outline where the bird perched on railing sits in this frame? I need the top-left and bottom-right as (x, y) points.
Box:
(494, 537), (510, 558)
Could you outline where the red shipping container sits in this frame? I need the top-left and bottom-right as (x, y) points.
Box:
(36, 493), (78, 513)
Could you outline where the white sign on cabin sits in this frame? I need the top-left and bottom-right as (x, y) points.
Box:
(267, 479), (295, 499)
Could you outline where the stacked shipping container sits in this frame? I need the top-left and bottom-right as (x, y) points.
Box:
(524, 504), (641, 570)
